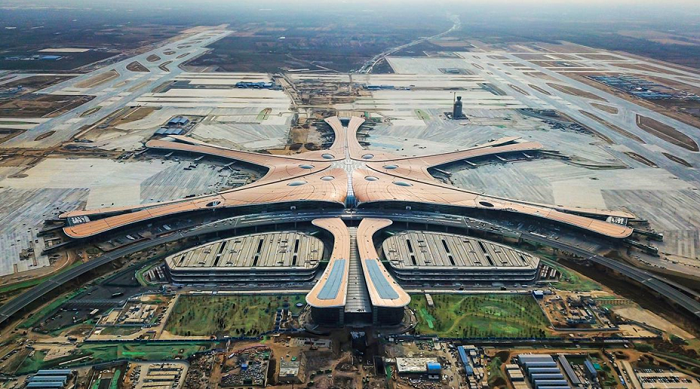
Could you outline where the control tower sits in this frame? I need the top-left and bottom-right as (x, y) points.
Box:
(453, 95), (464, 119)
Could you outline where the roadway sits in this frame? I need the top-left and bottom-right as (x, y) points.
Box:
(357, 16), (461, 74)
(1, 208), (699, 327)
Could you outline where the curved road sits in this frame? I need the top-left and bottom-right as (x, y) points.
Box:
(1, 209), (699, 327)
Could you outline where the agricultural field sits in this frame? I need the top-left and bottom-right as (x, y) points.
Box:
(164, 294), (305, 337)
(410, 294), (552, 338)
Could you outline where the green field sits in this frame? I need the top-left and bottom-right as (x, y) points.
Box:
(165, 294), (305, 337)
(411, 294), (551, 338)
(256, 108), (271, 121)
(15, 343), (206, 374)
(414, 109), (430, 120)
(542, 259), (602, 292)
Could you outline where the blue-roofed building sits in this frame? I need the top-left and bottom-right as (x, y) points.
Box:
(527, 367), (562, 377)
(524, 361), (558, 369)
(27, 369), (73, 388)
(26, 382), (65, 388)
(557, 355), (581, 386)
(36, 370), (73, 376)
(427, 362), (442, 374)
(584, 360), (597, 380)
(167, 116), (190, 127)
(458, 346), (476, 376)
(155, 127), (187, 136)
(531, 373), (565, 380)
(533, 379), (569, 387)
(28, 376), (67, 383)
(235, 81), (273, 89)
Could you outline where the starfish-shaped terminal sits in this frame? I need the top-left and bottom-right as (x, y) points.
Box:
(56, 116), (637, 324)
(60, 115), (635, 239)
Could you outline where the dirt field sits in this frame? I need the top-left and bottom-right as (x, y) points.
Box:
(0, 94), (94, 118)
(0, 75), (72, 98)
(578, 53), (624, 61)
(615, 63), (687, 77)
(81, 106), (156, 142)
(525, 72), (560, 82)
(636, 114), (699, 151)
(579, 110), (645, 143)
(662, 152), (693, 167)
(75, 69), (119, 88)
(0, 129), (24, 144)
(531, 60), (587, 68)
(34, 130), (56, 141)
(614, 306), (695, 340)
(158, 61), (172, 72)
(508, 84), (530, 96)
(591, 103), (619, 114)
(547, 82), (607, 101)
(529, 84), (551, 95)
(624, 151), (658, 167)
(126, 61), (149, 72)
(515, 53), (581, 61)
(79, 106), (102, 117)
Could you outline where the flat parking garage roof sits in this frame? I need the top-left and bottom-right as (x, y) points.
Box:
(166, 232), (323, 270)
(383, 231), (539, 270)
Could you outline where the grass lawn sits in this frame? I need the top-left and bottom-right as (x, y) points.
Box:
(16, 343), (207, 374)
(541, 259), (602, 292)
(414, 109), (430, 120)
(165, 294), (305, 337)
(411, 294), (552, 338)
(109, 370), (121, 389)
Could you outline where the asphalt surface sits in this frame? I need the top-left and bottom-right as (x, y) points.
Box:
(2, 208), (699, 327)
(2, 28), (231, 148)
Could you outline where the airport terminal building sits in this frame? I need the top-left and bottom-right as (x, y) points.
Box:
(383, 231), (541, 286)
(164, 232), (323, 284)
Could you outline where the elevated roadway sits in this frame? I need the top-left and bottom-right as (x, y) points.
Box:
(2, 209), (699, 327)
(356, 219), (410, 309)
(305, 218), (351, 309)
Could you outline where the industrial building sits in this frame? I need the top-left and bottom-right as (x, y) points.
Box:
(165, 232), (324, 284)
(517, 354), (571, 389)
(394, 358), (442, 380)
(26, 370), (74, 389)
(383, 231), (541, 285)
(167, 116), (190, 127)
(154, 127), (187, 136)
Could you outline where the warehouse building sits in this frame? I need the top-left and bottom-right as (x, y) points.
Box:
(517, 354), (571, 389)
(394, 358), (442, 380)
(26, 370), (74, 389)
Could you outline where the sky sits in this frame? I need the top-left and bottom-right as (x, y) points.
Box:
(0, 0), (697, 26)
